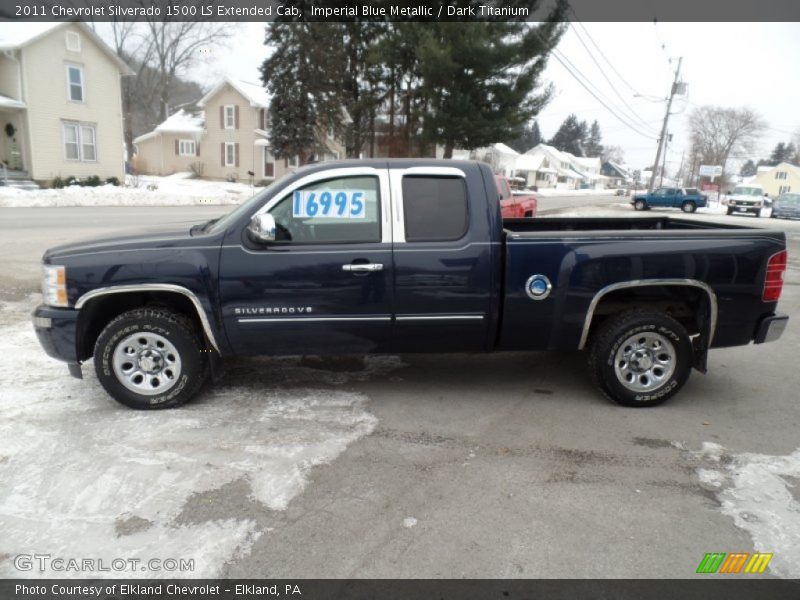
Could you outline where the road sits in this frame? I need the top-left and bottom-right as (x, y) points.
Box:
(0, 199), (798, 578)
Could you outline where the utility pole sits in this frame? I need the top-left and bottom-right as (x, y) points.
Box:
(648, 57), (683, 192)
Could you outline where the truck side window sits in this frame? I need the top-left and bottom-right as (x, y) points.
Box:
(402, 176), (468, 242)
(268, 175), (381, 244)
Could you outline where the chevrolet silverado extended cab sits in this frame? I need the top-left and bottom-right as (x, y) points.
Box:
(34, 160), (788, 409)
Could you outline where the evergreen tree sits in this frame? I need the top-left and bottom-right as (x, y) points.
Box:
(261, 23), (343, 162)
(508, 120), (543, 153)
(548, 114), (588, 156)
(418, 10), (567, 158)
(769, 142), (789, 165)
(739, 159), (757, 177)
(585, 120), (603, 157)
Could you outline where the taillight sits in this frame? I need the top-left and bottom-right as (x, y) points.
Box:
(763, 250), (787, 302)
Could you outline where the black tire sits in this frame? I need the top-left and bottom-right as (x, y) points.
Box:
(587, 310), (693, 407)
(681, 201), (696, 213)
(726, 206), (735, 215)
(524, 210), (533, 218)
(94, 308), (208, 409)
(633, 199), (647, 211)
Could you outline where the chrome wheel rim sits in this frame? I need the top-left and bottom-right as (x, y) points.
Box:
(613, 331), (676, 392)
(112, 332), (182, 396)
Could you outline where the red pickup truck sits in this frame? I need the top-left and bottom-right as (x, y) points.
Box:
(496, 175), (538, 219)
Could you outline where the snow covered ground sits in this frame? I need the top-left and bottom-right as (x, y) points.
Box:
(0, 295), (403, 578)
(0, 173), (263, 208)
(691, 442), (800, 578)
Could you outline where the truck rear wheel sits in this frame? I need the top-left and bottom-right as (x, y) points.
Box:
(681, 201), (696, 213)
(94, 308), (208, 409)
(633, 199), (647, 211)
(588, 310), (693, 407)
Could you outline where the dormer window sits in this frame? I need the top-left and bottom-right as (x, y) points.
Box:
(66, 31), (81, 52)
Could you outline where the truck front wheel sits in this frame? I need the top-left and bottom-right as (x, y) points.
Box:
(588, 310), (693, 407)
(94, 308), (208, 409)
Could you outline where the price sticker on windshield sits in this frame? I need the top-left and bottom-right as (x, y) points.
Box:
(292, 190), (366, 219)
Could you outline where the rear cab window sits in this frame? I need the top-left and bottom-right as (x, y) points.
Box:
(402, 176), (468, 242)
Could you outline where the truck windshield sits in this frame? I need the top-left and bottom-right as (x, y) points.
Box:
(204, 179), (286, 234)
(733, 187), (762, 196)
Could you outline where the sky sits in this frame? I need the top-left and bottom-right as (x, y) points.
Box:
(126, 21), (800, 173)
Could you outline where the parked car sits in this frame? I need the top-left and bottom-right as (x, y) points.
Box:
(496, 175), (537, 219)
(770, 193), (800, 219)
(33, 160), (788, 409)
(726, 184), (770, 216)
(631, 187), (708, 213)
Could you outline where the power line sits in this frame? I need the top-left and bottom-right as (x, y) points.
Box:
(568, 13), (643, 98)
(549, 46), (658, 140)
(568, 23), (659, 135)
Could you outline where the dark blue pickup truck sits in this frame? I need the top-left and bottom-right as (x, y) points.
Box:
(33, 160), (788, 409)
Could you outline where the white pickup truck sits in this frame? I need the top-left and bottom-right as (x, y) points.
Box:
(726, 183), (770, 217)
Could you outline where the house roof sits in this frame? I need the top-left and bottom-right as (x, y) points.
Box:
(512, 153), (545, 171)
(133, 109), (205, 143)
(492, 143), (519, 156)
(197, 77), (271, 108)
(0, 23), (134, 75)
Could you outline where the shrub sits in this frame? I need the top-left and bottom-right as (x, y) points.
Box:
(105, 176), (120, 186)
(83, 175), (102, 187)
(51, 176), (65, 189)
(64, 176), (78, 187)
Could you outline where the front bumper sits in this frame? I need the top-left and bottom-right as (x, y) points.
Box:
(754, 313), (789, 344)
(32, 304), (81, 375)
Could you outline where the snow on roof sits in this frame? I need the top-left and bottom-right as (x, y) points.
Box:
(0, 23), (63, 49)
(0, 23), (133, 75)
(197, 77), (270, 108)
(492, 143), (519, 156)
(756, 165), (774, 173)
(156, 109), (204, 133)
(512, 153), (545, 171)
(133, 109), (204, 143)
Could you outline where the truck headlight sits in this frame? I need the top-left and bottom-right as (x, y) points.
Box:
(42, 265), (68, 307)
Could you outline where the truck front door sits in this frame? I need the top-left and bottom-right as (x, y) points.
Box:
(219, 167), (394, 356)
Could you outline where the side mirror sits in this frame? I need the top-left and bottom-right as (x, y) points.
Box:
(247, 213), (276, 243)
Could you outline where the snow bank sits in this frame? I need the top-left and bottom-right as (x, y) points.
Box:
(0, 297), (397, 577)
(0, 173), (263, 208)
(691, 442), (800, 578)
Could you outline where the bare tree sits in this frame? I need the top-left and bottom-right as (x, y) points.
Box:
(141, 13), (232, 122)
(600, 145), (625, 164)
(688, 106), (766, 179)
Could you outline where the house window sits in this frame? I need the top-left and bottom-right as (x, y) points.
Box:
(327, 125), (335, 139)
(224, 105), (235, 129)
(81, 125), (96, 161)
(179, 140), (196, 156)
(261, 109), (269, 130)
(65, 31), (81, 52)
(224, 142), (236, 166)
(66, 65), (84, 102)
(63, 122), (96, 162)
(288, 155), (299, 168)
(779, 185), (792, 194)
(776, 171), (787, 180)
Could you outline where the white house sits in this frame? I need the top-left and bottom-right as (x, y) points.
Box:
(0, 23), (133, 186)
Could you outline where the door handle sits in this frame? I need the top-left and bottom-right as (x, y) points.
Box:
(342, 263), (384, 272)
